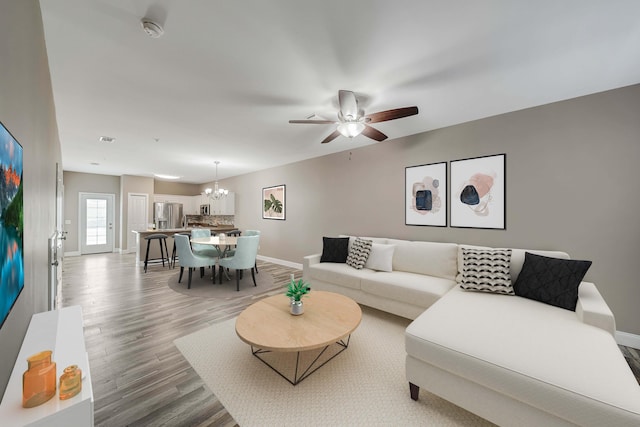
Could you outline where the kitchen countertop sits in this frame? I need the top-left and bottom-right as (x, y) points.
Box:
(133, 225), (237, 235)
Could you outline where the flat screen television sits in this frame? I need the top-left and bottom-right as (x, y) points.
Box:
(0, 121), (24, 329)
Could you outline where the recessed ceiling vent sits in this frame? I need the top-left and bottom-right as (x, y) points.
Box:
(141, 19), (164, 38)
(99, 136), (115, 143)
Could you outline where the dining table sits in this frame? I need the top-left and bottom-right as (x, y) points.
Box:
(191, 235), (239, 282)
(190, 235), (238, 248)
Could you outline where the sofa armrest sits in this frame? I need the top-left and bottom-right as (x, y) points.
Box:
(303, 254), (321, 280)
(304, 254), (321, 267)
(576, 281), (616, 336)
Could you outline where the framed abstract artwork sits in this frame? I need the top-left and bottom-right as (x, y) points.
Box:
(450, 154), (506, 229)
(262, 184), (285, 220)
(405, 162), (447, 227)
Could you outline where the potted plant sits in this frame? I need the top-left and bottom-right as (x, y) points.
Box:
(286, 278), (310, 315)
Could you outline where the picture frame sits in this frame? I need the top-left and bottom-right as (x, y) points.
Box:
(450, 154), (506, 229)
(262, 184), (286, 220)
(405, 162), (447, 227)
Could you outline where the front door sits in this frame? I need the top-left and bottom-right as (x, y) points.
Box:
(80, 193), (115, 254)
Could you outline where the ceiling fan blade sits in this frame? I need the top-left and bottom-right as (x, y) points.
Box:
(321, 130), (341, 144)
(289, 119), (336, 124)
(361, 125), (388, 142)
(338, 90), (358, 121)
(364, 106), (419, 123)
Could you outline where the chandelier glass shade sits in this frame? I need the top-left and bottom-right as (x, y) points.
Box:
(204, 161), (228, 200)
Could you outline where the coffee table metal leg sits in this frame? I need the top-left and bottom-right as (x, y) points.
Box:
(251, 335), (351, 386)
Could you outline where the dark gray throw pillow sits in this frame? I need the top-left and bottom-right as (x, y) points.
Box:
(320, 237), (350, 263)
(513, 252), (592, 311)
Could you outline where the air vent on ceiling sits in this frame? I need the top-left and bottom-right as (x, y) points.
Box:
(99, 136), (115, 143)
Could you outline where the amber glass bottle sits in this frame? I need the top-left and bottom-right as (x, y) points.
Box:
(59, 365), (82, 400)
(22, 350), (56, 408)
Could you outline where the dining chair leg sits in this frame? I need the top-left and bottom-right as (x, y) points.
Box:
(236, 269), (240, 291)
(178, 266), (184, 283)
(255, 261), (259, 274)
(188, 268), (193, 289)
(251, 267), (257, 287)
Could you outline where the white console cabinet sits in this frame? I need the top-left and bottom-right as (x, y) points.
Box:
(0, 306), (93, 426)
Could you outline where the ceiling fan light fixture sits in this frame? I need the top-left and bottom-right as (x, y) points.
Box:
(337, 122), (365, 138)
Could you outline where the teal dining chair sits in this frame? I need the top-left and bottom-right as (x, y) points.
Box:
(218, 235), (260, 291)
(190, 228), (222, 258)
(174, 234), (218, 289)
(224, 230), (260, 272)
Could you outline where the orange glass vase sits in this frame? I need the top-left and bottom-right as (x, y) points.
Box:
(22, 350), (56, 408)
(59, 365), (82, 400)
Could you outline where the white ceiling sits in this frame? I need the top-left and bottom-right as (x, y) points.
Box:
(39, 0), (640, 184)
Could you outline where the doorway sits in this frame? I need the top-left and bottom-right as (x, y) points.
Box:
(127, 193), (149, 253)
(79, 192), (115, 254)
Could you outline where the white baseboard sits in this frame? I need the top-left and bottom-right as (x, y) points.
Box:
(256, 255), (302, 270)
(616, 331), (640, 349)
(64, 251), (81, 257)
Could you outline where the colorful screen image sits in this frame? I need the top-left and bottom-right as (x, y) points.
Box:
(0, 121), (24, 329)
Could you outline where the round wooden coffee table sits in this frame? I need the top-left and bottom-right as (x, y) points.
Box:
(235, 291), (362, 385)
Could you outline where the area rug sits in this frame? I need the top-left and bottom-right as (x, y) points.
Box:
(174, 306), (493, 426)
(167, 269), (285, 299)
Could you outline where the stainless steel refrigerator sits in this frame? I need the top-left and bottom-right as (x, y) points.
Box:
(153, 202), (183, 229)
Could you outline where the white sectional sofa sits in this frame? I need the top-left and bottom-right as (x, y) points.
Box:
(303, 236), (640, 426)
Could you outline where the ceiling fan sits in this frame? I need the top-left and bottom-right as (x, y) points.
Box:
(289, 90), (418, 144)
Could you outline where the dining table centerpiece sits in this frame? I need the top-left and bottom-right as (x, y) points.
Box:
(286, 278), (310, 315)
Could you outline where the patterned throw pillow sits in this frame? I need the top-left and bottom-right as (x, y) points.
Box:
(346, 238), (373, 269)
(513, 252), (592, 311)
(459, 248), (514, 295)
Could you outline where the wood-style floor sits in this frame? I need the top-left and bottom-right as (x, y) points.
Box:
(61, 252), (299, 426)
(61, 253), (640, 426)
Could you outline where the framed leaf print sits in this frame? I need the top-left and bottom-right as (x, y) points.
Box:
(262, 184), (285, 220)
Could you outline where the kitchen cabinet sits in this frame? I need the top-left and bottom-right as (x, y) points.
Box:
(210, 192), (235, 215)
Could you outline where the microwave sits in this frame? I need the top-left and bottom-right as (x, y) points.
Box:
(200, 204), (210, 215)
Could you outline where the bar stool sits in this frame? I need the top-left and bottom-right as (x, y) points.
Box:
(143, 233), (169, 272)
(171, 232), (191, 269)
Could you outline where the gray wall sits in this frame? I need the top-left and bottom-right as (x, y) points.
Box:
(154, 179), (200, 196)
(224, 84), (640, 335)
(63, 172), (121, 253)
(0, 1), (62, 396)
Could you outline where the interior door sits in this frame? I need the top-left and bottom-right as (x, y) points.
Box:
(128, 193), (148, 252)
(80, 193), (115, 254)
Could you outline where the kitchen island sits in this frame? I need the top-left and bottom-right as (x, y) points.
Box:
(132, 226), (238, 267)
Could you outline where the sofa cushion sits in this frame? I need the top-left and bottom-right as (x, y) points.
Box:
(320, 237), (349, 263)
(387, 239), (459, 280)
(362, 271), (456, 308)
(307, 261), (375, 290)
(365, 243), (395, 272)
(513, 252), (592, 311)
(457, 245), (570, 283)
(459, 248), (514, 295)
(406, 286), (640, 425)
(346, 237), (373, 270)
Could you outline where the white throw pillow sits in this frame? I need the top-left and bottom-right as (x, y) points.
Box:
(365, 243), (395, 272)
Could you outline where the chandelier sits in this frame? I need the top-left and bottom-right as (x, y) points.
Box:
(204, 161), (229, 200)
